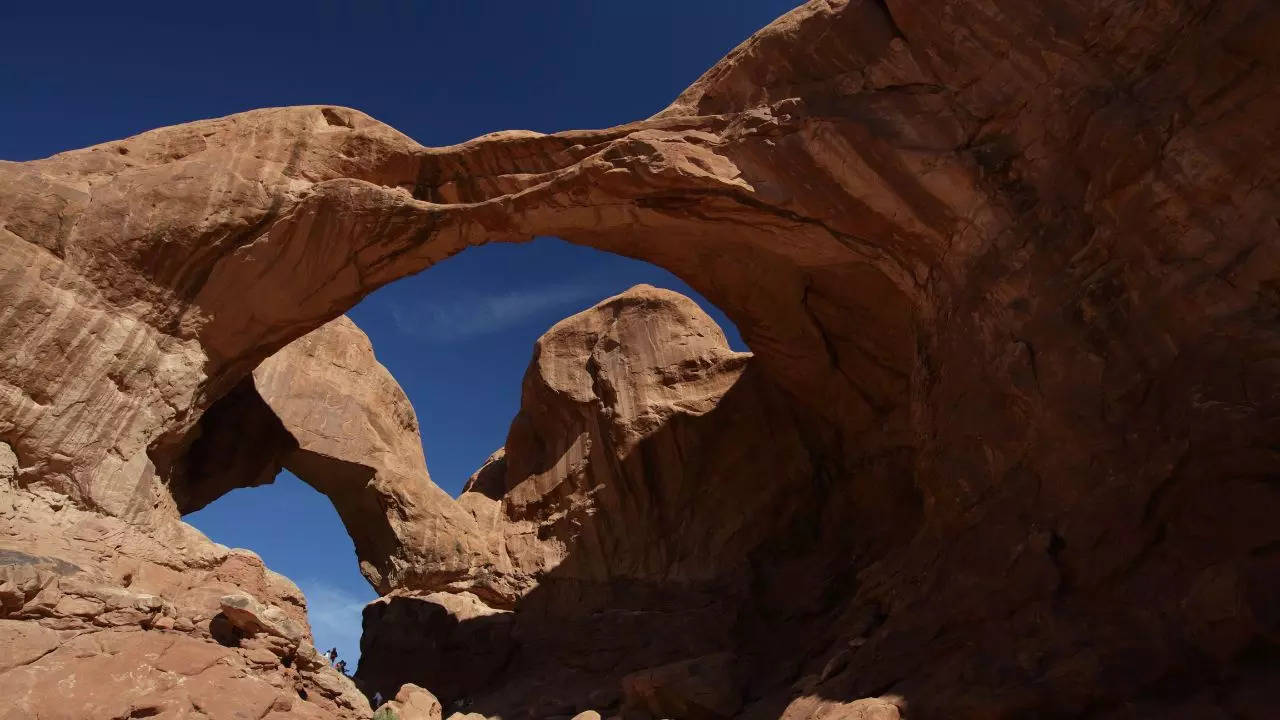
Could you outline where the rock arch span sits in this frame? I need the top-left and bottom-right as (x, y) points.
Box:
(172, 314), (461, 595)
(0, 0), (1277, 717)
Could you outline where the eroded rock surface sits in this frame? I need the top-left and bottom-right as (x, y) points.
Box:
(0, 313), (436, 719)
(381, 683), (443, 720)
(0, 480), (369, 719)
(359, 287), (837, 715)
(172, 315), (489, 594)
(1, 0), (1277, 718)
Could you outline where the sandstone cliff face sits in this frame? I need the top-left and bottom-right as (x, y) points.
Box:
(0, 315), (439, 719)
(1, 0), (1277, 718)
(358, 286), (852, 716)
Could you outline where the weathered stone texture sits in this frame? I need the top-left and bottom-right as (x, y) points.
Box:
(1, 0), (1277, 718)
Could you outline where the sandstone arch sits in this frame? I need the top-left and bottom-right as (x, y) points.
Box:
(1, 0), (1277, 717)
(171, 314), (483, 594)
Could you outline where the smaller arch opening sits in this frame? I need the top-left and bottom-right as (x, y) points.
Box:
(184, 470), (376, 668)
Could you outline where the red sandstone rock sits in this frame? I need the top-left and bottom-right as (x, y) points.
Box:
(359, 286), (822, 715)
(173, 315), (492, 595)
(0, 483), (369, 719)
(381, 683), (443, 720)
(0, 0), (1277, 718)
(621, 653), (743, 720)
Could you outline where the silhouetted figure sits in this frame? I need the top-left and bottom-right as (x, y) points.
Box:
(335, 659), (348, 675)
(327, 648), (338, 665)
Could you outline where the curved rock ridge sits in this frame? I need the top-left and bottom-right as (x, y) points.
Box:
(0, 0), (1276, 718)
(172, 315), (491, 595)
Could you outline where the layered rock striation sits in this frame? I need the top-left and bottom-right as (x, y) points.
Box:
(1, 0), (1277, 718)
(0, 461), (368, 719)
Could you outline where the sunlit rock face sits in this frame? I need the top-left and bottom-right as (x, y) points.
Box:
(0, 463), (370, 719)
(1, 0), (1278, 718)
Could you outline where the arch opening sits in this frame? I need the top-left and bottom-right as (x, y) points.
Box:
(3, 97), (929, 719)
(184, 470), (376, 669)
(105, 96), (932, 711)
(345, 235), (748, 497)
(163, 229), (922, 713)
(169, 237), (780, 694)
(168, 235), (759, 576)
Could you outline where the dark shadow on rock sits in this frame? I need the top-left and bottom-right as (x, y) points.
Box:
(167, 376), (295, 514)
(209, 612), (243, 647)
(356, 362), (925, 719)
(352, 319), (1280, 720)
(170, 375), (408, 592)
(282, 448), (400, 587)
(357, 594), (516, 710)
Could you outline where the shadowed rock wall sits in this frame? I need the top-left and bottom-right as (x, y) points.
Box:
(356, 285), (918, 719)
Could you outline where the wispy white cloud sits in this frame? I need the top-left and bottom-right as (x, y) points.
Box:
(297, 577), (372, 666)
(389, 284), (606, 342)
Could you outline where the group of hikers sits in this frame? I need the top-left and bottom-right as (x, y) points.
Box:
(324, 647), (348, 675)
(323, 648), (386, 708)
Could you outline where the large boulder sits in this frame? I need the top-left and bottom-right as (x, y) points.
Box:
(380, 684), (442, 720)
(219, 591), (307, 644)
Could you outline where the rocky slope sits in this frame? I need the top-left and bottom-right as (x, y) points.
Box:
(0, 317), (421, 719)
(0, 452), (369, 720)
(1, 0), (1277, 718)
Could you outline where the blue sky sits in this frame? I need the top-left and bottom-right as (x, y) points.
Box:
(3, 0), (794, 664)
